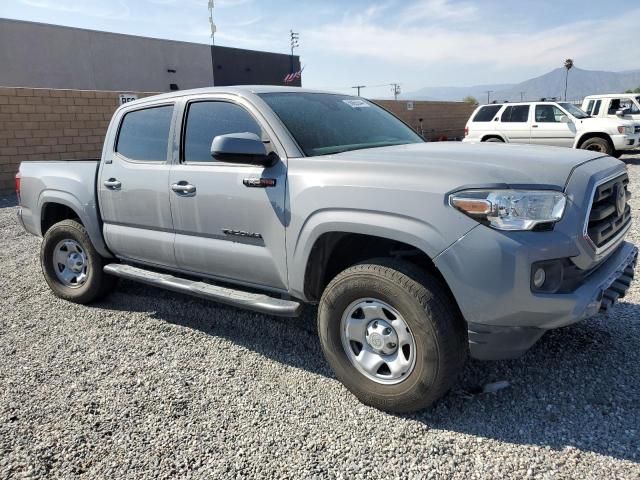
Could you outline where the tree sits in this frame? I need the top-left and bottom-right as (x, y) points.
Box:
(625, 89), (633, 93)
(635, 87), (640, 94)
(463, 95), (479, 105)
(564, 58), (574, 101)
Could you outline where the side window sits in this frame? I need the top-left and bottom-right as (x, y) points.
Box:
(608, 99), (622, 114)
(585, 100), (594, 115)
(183, 101), (263, 163)
(116, 105), (174, 161)
(535, 105), (565, 123)
(501, 105), (529, 123)
(592, 100), (601, 116)
(472, 105), (502, 122)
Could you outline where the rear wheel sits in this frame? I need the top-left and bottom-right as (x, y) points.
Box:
(484, 137), (504, 143)
(579, 137), (613, 155)
(41, 219), (117, 304)
(318, 258), (467, 413)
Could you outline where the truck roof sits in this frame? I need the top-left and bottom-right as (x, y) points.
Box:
(127, 85), (341, 106)
(583, 93), (640, 99)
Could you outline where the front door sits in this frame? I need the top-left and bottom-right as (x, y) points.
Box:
(530, 104), (576, 148)
(169, 99), (288, 290)
(98, 103), (178, 267)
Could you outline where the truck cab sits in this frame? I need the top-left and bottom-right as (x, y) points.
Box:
(582, 94), (640, 122)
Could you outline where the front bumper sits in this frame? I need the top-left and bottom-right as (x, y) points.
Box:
(464, 242), (637, 360)
(611, 133), (640, 150)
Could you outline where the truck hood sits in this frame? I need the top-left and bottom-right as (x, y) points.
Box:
(328, 142), (606, 190)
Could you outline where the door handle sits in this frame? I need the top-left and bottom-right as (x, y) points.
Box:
(532, 125), (539, 128)
(103, 178), (122, 190)
(171, 182), (197, 195)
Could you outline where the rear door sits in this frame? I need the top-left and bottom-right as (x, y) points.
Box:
(530, 104), (576, 148)
(98, 103), (178, 267)
(497, 105), (530, 143)
(168, 96), (288, 290)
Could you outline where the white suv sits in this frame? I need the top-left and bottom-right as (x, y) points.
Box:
(463, 101), (640, 157)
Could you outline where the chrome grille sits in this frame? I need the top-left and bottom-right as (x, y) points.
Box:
(586, 173), (631, 250)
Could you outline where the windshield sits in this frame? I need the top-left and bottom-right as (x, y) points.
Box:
(558, 102), (590, 119)
(258, 93), (423, 156)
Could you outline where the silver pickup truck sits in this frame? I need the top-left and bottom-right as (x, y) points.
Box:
(16, 86), (637, 412)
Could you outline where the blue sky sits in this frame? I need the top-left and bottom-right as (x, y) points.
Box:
(2, 0), (639, 97)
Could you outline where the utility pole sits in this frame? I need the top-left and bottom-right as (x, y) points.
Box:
(485, 90), (493, 104)
(352, 85), (366, 96)
(289, 30), (299, 75)
(391, 83), (401, 100)
(208, 1), (216, 46)
(208, 1), (216, 86)
(519, 91), (525, 101)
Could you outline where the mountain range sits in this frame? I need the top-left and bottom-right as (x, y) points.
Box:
(403, 67), (640, 103)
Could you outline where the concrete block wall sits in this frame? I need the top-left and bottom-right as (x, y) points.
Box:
(373, 99), (476, 141)
(0, 87), (157, 193)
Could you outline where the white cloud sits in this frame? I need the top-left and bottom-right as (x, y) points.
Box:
(305, 4), (640, 73)
(398, 0), (478, 23)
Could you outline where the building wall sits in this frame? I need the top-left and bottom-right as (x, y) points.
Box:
(0, 87), (157, 193)
(373, 99), (476, 140)
(213, 46), (302, 87)
(0, 19), (300, 92)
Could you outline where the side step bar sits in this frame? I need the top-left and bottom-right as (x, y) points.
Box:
(104, 264), (303, 317)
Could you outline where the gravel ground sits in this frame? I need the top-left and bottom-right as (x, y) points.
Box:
(1, 154), (640, 479)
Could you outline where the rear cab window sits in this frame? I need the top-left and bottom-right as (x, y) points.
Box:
(472, 105), (502, 122)
(116, 105), (174, 162)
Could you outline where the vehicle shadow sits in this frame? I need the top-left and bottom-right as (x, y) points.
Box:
(95, 279), (640, 463)
(0, 194), (18, 208)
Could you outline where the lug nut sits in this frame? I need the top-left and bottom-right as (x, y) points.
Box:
(383, 327), (392, 335)
(388, 342), (396, 349)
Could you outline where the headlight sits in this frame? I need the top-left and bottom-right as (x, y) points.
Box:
(449, 190), (566, 231)
(618, 125), (633, 135)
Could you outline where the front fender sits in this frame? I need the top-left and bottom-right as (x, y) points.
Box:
(288, 208), (472, 300)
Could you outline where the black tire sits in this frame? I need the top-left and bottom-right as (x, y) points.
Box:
(612, 150), (624, 159)
(579, 136), (613, 155)
(484, 137), (504, 143)
(318, 258), (467, 413)
(40, 219), (117, 304)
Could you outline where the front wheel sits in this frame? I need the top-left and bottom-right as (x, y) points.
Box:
(579, 137), (613, 155)
(40, 219), (117, 304)
(318, 258), (467, 413)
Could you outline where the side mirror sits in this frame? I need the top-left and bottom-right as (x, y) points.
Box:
(559, 115), (571, 123)
(211, 132), (275, 167)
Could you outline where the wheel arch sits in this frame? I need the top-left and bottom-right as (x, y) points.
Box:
(37, 190), (112, 258)
(481, 134), (507, 143)
(574, 132), (613, 150)
(290, 210), (461, 308)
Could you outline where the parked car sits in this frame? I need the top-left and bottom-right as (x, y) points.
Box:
(463, 101), (639, 157)
(582, 93), (640, 122)
(16, 87), (637, 412)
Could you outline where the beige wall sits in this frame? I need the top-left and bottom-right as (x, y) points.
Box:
(1, 88), (476, 194)
(0, 87), (158, 193)
(373, 99), (476, 141)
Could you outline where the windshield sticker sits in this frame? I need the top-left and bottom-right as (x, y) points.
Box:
(343, 99), (370, 108)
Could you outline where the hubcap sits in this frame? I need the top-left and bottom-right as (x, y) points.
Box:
(52, 239), (89, 288)
(340, 299), (417, 385)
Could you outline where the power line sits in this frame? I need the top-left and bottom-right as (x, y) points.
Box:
(352, 85), (366, 96)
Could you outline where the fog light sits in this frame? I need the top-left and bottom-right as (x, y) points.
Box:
(533, 268), (546, 288)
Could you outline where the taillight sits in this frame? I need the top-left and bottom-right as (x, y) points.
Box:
(15, 172), (21, 203)
(464, 126), (469, 136)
